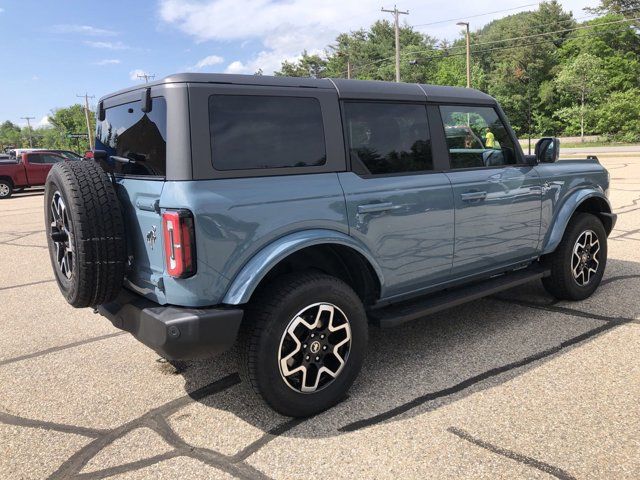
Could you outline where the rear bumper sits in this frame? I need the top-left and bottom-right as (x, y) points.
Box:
(98, 289), (243, 360)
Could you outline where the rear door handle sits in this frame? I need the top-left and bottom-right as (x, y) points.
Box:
(357, 202), (397, 214)
(460, 191), (487, 202)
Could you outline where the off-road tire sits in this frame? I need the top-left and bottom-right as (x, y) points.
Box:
(0, 179), (12, 199)
(45, 161), (126, 308)
(239, 272), (368, 417)
(542, 212), (607, 300)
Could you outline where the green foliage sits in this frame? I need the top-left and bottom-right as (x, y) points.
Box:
(3, 1), (639, 145)
(275, 1), (640, 140)
(0, 121), (22, 149)
(596, 88), (640, 141)
(0, 105), (94, 152)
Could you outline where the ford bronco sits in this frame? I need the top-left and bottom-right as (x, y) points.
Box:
(44, 74), (616, 417)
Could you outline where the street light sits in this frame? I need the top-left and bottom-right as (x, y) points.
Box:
(457, 21), (471, 88)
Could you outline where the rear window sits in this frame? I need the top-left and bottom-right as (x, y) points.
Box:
(209, 95), (326, 171)
(95, 97), (167, 176)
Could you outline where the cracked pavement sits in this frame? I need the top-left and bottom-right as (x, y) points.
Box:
(1, 155), (639, 479)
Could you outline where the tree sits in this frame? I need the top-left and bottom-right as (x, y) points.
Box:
(596, 88), (640, 141)
(0, 121), (22, 150)
(589, 0), (640, 19)
(555, 53), (606, 141)
(45, 104), (95, 151)
(275, 51), (328, 78)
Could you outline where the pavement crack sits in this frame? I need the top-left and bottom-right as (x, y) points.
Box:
(0, 278), (55, 292)
(492, 297), (640, 325)
(0, 411), (107, 438)
(339, 320), (625, 433)
(447, 427), (576, 480)
(231, 417), (306, 463)
(0, 332), (127, 367)
(72, 451), (181, 480)
(42, 373), (274, 480)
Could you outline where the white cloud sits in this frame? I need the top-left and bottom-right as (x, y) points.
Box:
(159, 0), (602, 75)
(94, 59), (121, 66)
(84, 40), (129, 50)
(37, 116), (51, 128)
(51, 24), (118, 36)
(32, 75), (39, 81)
(129, 69), (154, 81)
(224, 60), (247, 74)
(193, 54), (224, 70)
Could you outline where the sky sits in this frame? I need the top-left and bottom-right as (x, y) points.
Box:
(0, 0), (600, 126)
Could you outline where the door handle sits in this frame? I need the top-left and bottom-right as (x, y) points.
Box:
(357, 202), (397, 214)
(460, 191), (487, 202)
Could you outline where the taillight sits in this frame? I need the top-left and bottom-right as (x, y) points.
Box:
(162, 210), (196, 278)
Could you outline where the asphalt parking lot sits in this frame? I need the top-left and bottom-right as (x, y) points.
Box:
(1, 156), (639, 479)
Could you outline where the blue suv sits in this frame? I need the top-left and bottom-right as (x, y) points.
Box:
(45, 74), (616, 416)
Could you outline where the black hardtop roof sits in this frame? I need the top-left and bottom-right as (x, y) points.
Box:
(100, 72), (497, 105)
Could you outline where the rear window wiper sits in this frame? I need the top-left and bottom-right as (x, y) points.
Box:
(111, 155), (137, 164)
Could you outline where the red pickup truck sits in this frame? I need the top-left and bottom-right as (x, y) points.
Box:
(0, 152), (69, 199)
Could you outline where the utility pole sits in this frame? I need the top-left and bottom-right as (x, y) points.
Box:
(77, 93), (95, 151)
(137, 73), (156, 83)
(20, 117), (35, 148)
(456, 21), (471, 88)
(382, 5), (409, 82)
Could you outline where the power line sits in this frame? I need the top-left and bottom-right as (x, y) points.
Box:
(341, 14), (640, 76)
(466, 13), (640, 48)
(412, 2), (539, 27)
(342, 18), (639, 77)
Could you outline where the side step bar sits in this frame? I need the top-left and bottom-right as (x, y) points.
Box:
(369, 266), (550, 328)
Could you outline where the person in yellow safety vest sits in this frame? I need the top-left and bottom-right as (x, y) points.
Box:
(485, 127), (495, 148)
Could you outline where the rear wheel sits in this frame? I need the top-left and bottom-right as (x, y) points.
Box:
(45, 161), (126, 308)
(0, 180), (12, 199)
(240, 272), (368, 417)
(542, 213), (607, 300)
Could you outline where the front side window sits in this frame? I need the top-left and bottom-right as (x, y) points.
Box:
(95, 97), (167, 176)
(344, 102), (433, 175)
(209, 95), (326, 171)
(439, 105), (518, 169)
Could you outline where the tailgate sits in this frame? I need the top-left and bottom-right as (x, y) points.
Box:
(115, 178), (166, 302)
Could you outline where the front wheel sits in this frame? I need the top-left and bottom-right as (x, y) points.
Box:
(0, 180), (12, 199)
(239, 272), (368, 417)
(542, 212), (607, 300)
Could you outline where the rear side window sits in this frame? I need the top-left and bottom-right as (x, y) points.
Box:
(343, 102), (433, 175)
(41, 154), (64, 164)
(209, 95), (326, 171)
(95, 97), (167, 176)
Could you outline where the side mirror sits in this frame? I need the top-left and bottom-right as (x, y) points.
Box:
(535, 137), (560, 163)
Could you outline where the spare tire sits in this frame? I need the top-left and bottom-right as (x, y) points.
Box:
(45, 161), (126, 308)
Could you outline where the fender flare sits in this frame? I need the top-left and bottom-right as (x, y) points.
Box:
(541, 189), (612, 255)
(222, 229), (385, 305)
